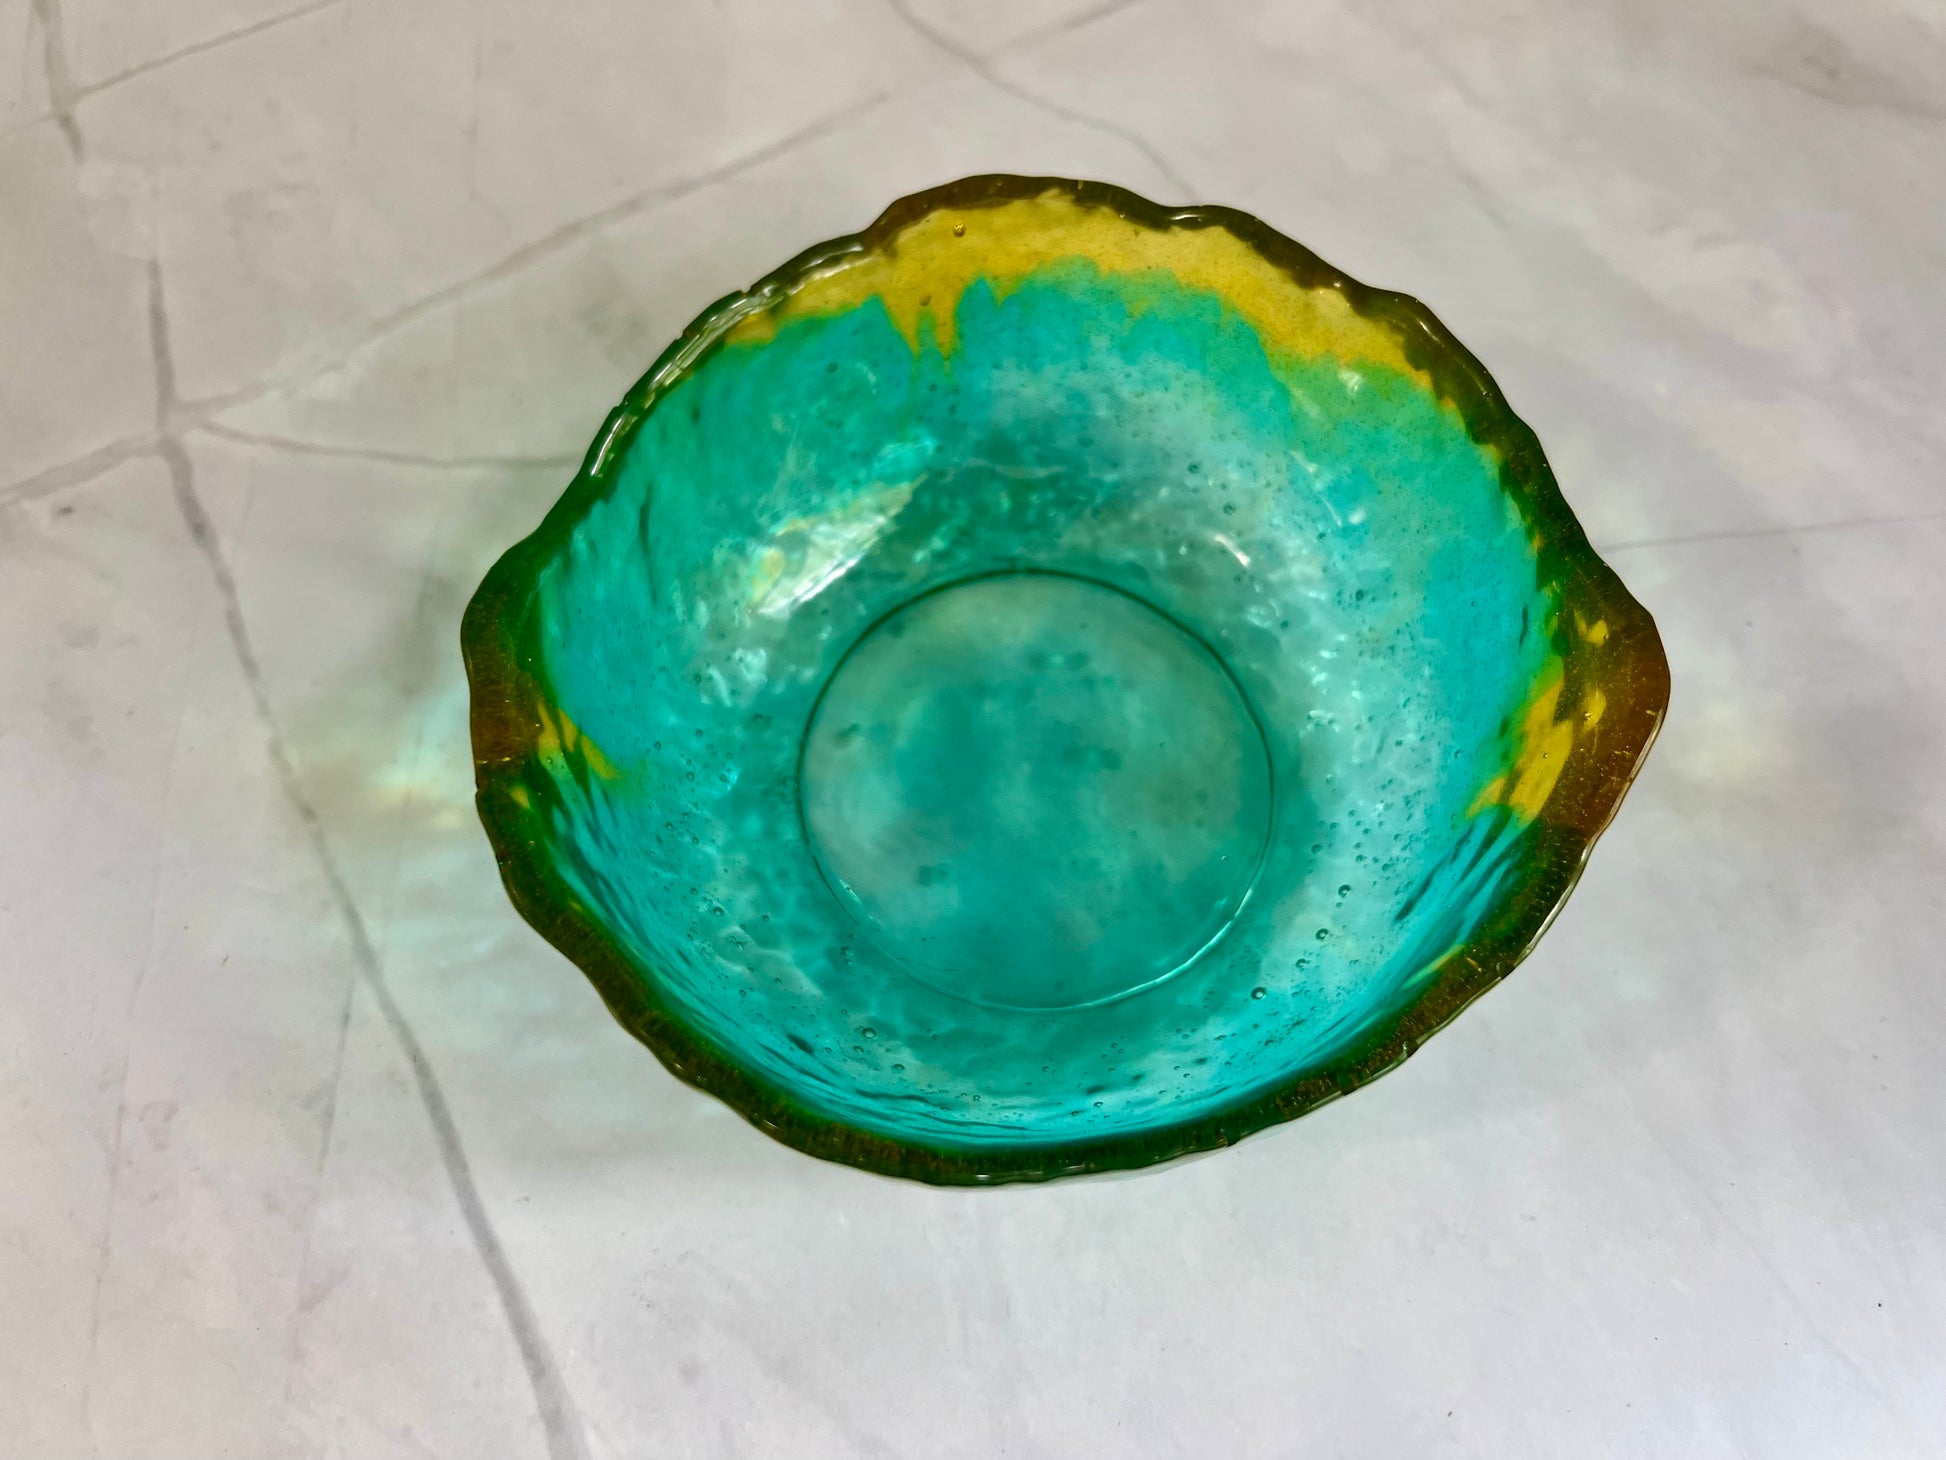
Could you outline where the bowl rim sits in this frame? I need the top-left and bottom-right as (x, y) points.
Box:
(461, 173), (1671, 1185)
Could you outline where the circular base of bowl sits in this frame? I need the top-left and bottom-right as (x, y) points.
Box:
(798, 571), (1274, 1011)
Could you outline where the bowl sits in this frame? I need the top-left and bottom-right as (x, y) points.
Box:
(463, 175), (1668, 1184)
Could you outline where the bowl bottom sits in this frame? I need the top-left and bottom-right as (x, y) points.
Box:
(798, 571), (1273, 1011)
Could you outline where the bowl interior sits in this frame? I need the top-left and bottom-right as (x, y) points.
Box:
(472, 182), (1661, 1178)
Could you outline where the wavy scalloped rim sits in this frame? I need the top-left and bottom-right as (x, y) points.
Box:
(462, 175), (1670, 1185)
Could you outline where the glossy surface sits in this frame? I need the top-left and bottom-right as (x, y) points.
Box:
(11, 4), (1946, 1452)
(465, 176), (1668, 1181)
(800, 571), (1274, 1012)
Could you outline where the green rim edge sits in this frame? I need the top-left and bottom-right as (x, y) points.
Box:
(460, 174), (1672, 1186)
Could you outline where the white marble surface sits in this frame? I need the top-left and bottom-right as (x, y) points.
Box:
(4, 1), (1945, 1455)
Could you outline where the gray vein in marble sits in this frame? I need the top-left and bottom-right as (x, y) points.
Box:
(1360, 17), (1520, 237)
(1596, 507), (1946, 556)
(1358, 11), (1852, 397)
(198, 422), (583, 472)
(0, 92), (889, 512)
(184, 88), (892, 422)
(27, 0), (80, 155)
(146, 259), (587, 1460)
(3, 4), (1944, 1451)
(462, 0), (486, 201)
(1748, 21), (1946, 124)
(72, 0), (344, 107)
(991, 0), (1155, 59)
(322, 90), (895, 378)
(0, 434), (160, 509)
(78, 894), (156, 1451)
(883, 0), (1193, 199)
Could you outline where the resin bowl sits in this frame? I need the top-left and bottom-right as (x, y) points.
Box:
(463, 175), (1668, 1184)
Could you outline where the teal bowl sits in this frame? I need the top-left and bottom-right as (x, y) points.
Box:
(463, 176), (1668, 1184)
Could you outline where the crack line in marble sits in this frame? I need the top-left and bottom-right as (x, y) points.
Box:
(198, 422), (584, 472)
(174, 88), (893, 428)
(146, 259), (589, 1460)
(299, 89), (895, 388)
(68, 0), (344, 108)
(1595, 507), (1946, 555)
(1359, 14), (1525, 237)
(76, 708), (179, 1448)
(0, 435), (163, 510)
(990, 0), (1157, 59)
(0, 91), (893, 510)
(1753, 68), (1946, 123)
(882, 0), (1193, 199)
(276, 480), (469, 1441)
(1352, 7), (1866, 394)
(27, 0), (82, 156)
(462, 0), (487, 202)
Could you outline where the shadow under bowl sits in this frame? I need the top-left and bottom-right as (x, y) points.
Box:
(463, 175), (1669, 1184)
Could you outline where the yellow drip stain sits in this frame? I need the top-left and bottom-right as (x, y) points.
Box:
(1472, 657), (1589, 822)
(1468, 775), (1508, 818)
(726, 190), (1425, 383)
(535, 701), (619, 781)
